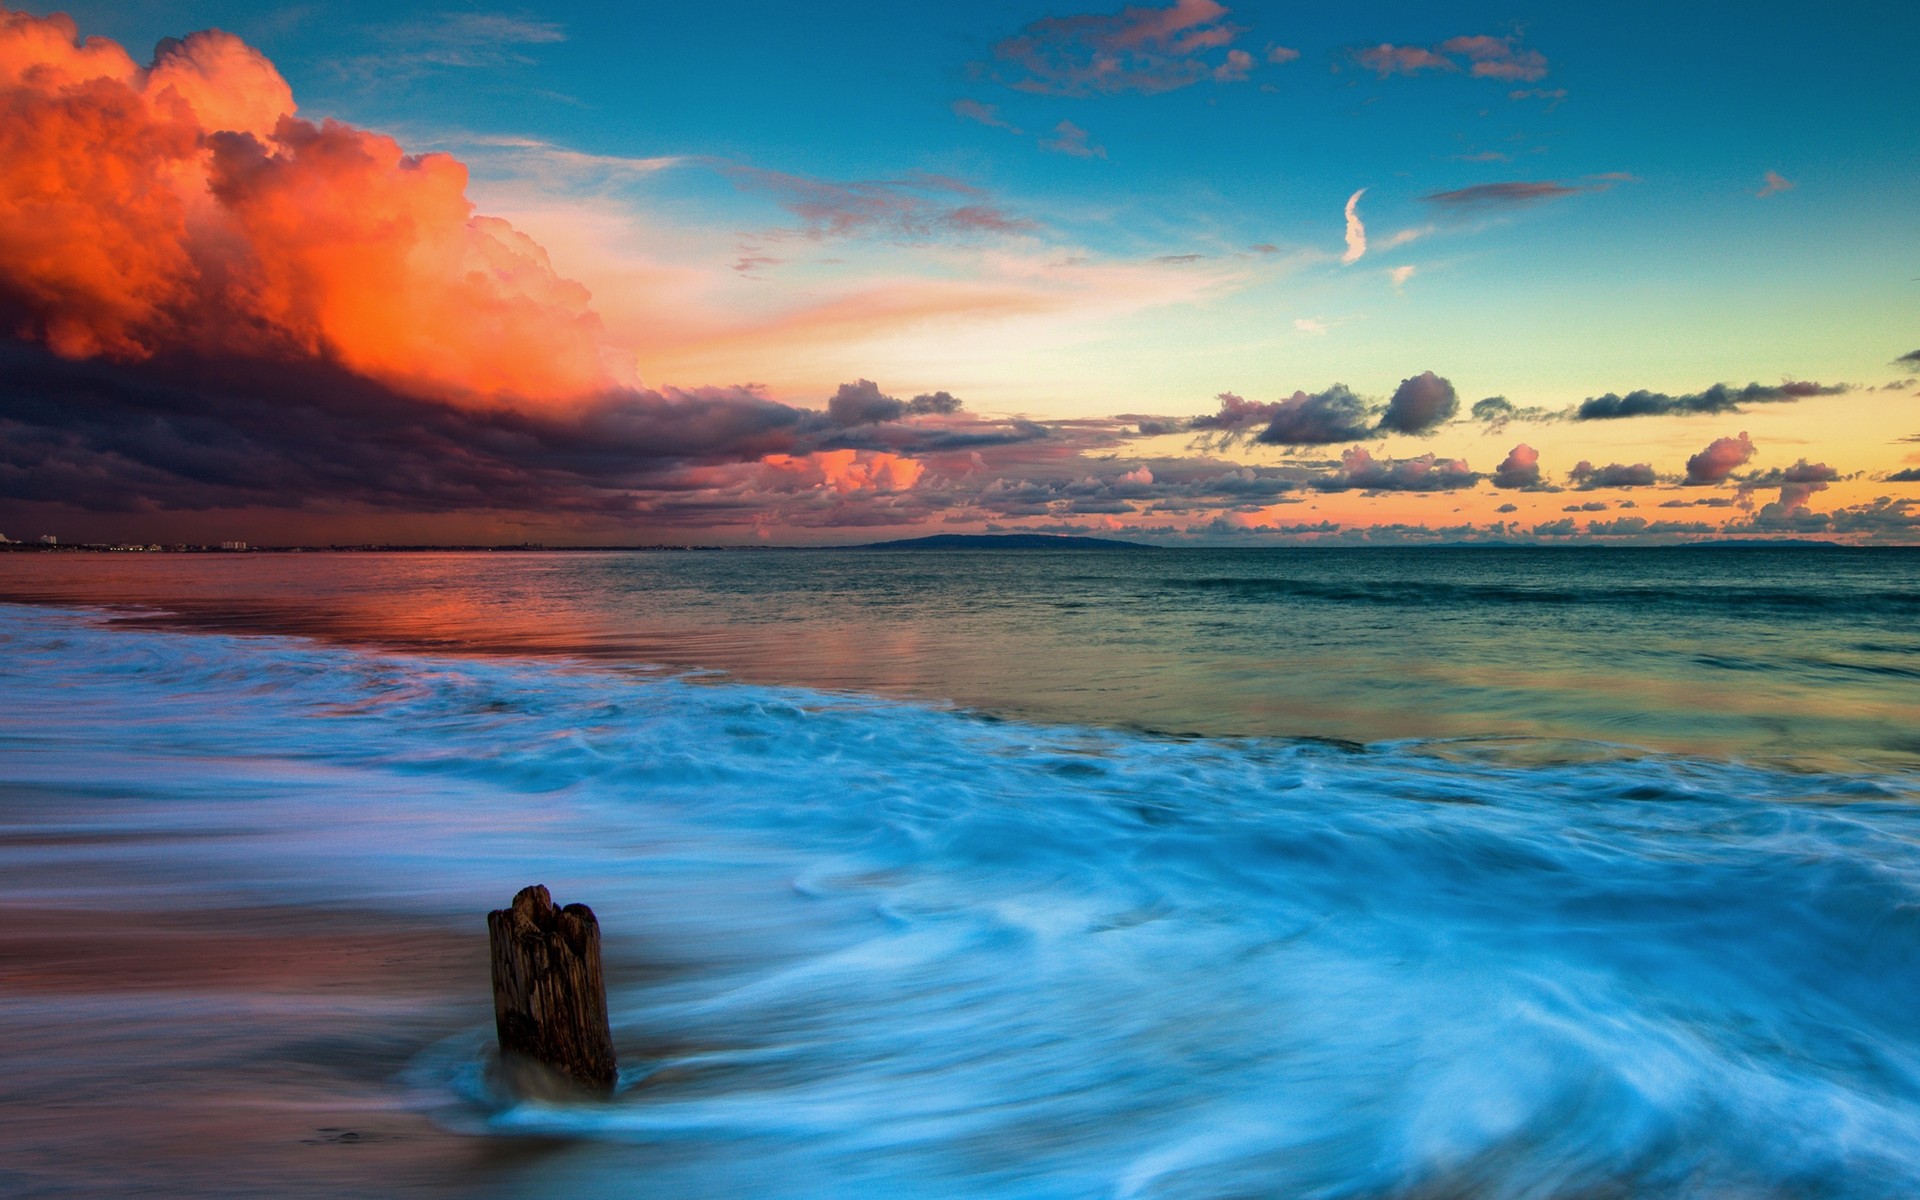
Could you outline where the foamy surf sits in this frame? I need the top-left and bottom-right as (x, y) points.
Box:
(4, 602), (1920, 1198)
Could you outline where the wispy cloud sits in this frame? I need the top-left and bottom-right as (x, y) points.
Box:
(1388, 264), (1416, 291)
(724, 167), (1038, 241)
(1421, 180), (1583, 208)
(1040, 119), (1107, 158)
(352, 11), (565, 75)
(986, 0), (1253, 97)
(1756, 170), (1795, 198)
(1508, 87), (1567, 109)
(1341, 188), (1367, 264)
(1576, 381), (1847, 420)
(952, 99), (1022, 134)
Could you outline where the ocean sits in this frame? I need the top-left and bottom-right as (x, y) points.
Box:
(3, 547), (1919, 1197)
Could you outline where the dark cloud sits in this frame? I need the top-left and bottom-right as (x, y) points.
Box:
(1740, 460), (1841, 488)
(0, 338), (1099, 532)
(1316, 447), (1477, 492)
(1888, 468), (1920, 482)
(1256, 385), (1375, 446)
(0, 340), (825, 517)
(1422, 181), (1582, 207)
(1576, 381), (1845, 420)
(1472, 396), (1553, 431)
(826, 379), (906, 426)
(1491, 443), (1543, 489)
(1820, 497), (1920, 540)
(1682, 431), (1755, 485)
(822, 381), (965, 427)
(1568, 460), (1657, 489)
(908, 391), (964, 415)
(1378, 370), (1458, 435)
(1896, 350), (1920, 373)
(1190, 392), (1281, 434)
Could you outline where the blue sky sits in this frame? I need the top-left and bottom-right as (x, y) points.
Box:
(3, 1), (1916, 542)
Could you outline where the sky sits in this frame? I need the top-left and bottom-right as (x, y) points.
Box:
(0, 0), (1916, 545)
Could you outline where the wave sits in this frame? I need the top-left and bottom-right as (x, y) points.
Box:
(5, 603), (1920, 1198)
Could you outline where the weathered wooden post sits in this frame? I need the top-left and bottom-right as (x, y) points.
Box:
(487, 884), (617, 1095)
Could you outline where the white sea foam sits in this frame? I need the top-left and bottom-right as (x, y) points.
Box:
(5, 602), (1920, 1198)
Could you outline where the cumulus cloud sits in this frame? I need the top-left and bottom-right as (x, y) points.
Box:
(1317, 446), (1476, 492)
(1436, 35), (1548, 81)
(1355, 34), (1547, 81)
(1492, 443), (1542, 489)
(1342, 188), (1367, 264)
(826, 379), (906, 426)
(0, 9), (621, 405)
(1212, 48), (1254, 82)
(1737, 460), (1840, 517)
(1896, 350), (1920, 373)
(1257, 385), (1376, 446)
(1738, 460), (1839, 515)
(1886, 468), (1920, 483)
(1378, 370), (1458, 434)
(760, 449), (924, 494)
(1569, 460), (1656, 489)
(988, 0), (1251, 97)
(1575, 380), (1846, 420)
(1353, 45), (1457, 77)
(1683, 431), (1756, 485)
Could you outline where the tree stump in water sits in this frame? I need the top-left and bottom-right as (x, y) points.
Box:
(487, 885), (617, 1095)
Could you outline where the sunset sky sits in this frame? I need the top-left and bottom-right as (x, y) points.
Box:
(2, 0), (1916, 544)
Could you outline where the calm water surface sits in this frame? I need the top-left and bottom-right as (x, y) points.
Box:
(4, 546), (1917, 766)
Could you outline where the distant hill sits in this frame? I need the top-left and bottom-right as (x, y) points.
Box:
(858, 533), (1158, 551)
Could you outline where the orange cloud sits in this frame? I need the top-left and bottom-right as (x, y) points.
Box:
(760, 449), (926, 493)
(0, 7), (625, 405)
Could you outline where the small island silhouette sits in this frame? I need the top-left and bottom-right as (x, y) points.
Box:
(858, 533), (1158, 551)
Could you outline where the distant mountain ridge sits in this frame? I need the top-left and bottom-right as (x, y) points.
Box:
(858, 533), (1158, 551)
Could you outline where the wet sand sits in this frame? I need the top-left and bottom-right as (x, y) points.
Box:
(0, 896), (502, 1198)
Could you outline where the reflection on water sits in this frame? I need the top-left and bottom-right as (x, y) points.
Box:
(3, 603), (1920, 1197)
(3, 545), (1919, 768)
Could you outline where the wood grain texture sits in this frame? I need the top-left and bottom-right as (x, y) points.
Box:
(486, 885), (617, 1094)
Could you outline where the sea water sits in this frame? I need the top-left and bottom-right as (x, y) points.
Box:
(2, 548), (1918, 1197)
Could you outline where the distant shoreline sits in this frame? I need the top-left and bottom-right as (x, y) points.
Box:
(0, 536), (1888, 554)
